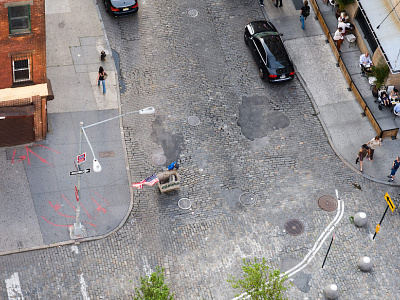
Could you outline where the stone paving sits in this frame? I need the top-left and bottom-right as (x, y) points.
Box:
(2, 0), (400, 299)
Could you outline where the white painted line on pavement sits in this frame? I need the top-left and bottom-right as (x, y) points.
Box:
(5, 272), (24, 300)
(80, 273), (90, 300)
(71, 245), (79, 254)
(232, 190), (345, 300)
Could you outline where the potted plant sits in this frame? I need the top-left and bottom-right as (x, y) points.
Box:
(371, 60), (390, 97)
(335, 0), (354, 19)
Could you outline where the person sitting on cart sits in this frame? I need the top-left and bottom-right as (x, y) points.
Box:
(167, 161), (179, 171)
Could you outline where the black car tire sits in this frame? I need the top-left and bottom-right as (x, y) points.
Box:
(104, 0), (109, 12)
(259, 68), (266, 79)
(244, 34), (249, 45)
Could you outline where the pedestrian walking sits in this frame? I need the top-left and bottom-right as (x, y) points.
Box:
(97, 66), (107, 95)
(333, 27), (344, 52)
(355, 144), (369, 172)
(259, 0), (264, 6)
(275, 0), (282, 7)
(366, 136), (381, 162)
(387, 157), (400, 182)
(300, 1), (310, 30)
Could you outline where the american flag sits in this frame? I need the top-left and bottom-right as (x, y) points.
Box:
(132, 174), (159, 189)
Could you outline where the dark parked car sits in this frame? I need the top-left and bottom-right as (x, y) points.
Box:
(244, 21), (295, 82)
(104, 0), (138, 16)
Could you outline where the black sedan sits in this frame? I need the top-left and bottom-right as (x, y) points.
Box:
(244, 21), (295, 82)
(104, 0), (138, 16)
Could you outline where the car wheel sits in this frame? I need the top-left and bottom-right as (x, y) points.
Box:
(259, 68), (266, 79)
(244, 34), (249, 45)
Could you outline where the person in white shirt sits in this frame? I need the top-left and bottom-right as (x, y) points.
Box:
(359, 52), (373, 76)
(394, 102), (400, 114)
(338, 20), (351, 34)
(333, 27), (344, 52)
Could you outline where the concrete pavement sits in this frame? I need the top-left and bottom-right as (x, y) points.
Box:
(0, 0), (130, 254)
(0, 0), (399, 257)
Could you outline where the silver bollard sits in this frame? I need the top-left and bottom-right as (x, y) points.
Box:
(358, 256), (373, 272)
(324, 283), (339, 299)
(354, 212), (368, 227)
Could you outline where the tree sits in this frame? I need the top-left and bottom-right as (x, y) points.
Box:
(227, 258), (291, 300)
(133, 267), (174, 300)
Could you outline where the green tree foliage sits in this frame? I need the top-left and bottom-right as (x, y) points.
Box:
(133, 267), (174, 300)
(227, 258), (291, 300)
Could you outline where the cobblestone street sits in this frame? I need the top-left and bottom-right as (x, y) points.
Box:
(2, 0), (400, 299)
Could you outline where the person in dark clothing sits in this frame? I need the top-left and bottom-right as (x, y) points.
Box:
(388, 157), (400, 182)
(356, 144), (369, 172)
(275, 0), (282, 7)
(300, 1), (310, 30)
(259, 0), (264, 6)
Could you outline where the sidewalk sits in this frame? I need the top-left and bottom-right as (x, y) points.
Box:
(0, 0), (131, 254)
(262, 0), (400, 185)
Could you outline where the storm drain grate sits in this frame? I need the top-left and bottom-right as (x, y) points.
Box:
(188, 116), (201, 126)
(178, 198), (192, 210)
(188, 9), (198, 17)
(239, 192), (257, 206)
(151, 154), (166, 166)
(284, 219), (304, 236)
(318, 195), (338, 212)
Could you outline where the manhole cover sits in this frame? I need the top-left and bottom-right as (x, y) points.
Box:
(188, 116), (201, 126)
(239, 192), (257, 206)
(151, 154), (166, 166)
(284, 219), (304, 236)
(178, 198), (191, 210)
(188, 9), (198, 17)
(318, 195), (338, 212)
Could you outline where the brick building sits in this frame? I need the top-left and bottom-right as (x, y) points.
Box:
(0, 0), (53, 147)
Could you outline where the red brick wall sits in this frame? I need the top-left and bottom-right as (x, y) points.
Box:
(0, 0), (46, 89)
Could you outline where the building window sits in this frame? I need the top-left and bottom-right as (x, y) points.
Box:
(12, 55), (31, 83)
(8, 5), (31, 34)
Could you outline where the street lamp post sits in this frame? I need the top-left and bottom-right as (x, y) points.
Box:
(72, 106), (155, 237)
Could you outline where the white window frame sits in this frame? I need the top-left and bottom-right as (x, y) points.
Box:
(12, 58), (31, 83)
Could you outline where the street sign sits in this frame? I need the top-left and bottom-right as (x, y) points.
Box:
(69, 169), (90, 176)
(384, 192), (395, 212)
(77, 153), (86, 164)
(75, 186), (79, 202)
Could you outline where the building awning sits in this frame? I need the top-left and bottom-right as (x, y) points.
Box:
(358, 0), (400, 73)
(0, 83), (50, 103)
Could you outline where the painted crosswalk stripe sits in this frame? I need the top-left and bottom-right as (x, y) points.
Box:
(5, 272), (24, 300)
(80, 273), (90, 300)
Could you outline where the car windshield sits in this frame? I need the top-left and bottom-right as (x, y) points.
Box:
(262, 36), (291, 69)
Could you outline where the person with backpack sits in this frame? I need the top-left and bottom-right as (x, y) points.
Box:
(300, 1), (310, 30)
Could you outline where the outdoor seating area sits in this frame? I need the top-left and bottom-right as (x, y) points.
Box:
(311, 0), (400, 139)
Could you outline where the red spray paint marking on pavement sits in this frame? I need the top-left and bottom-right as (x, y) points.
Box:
(80, 203), (93, 220)
(91, 196), (106, 213)
(48, 201), (75, 218)
(42, 216), (73, 227)
(11, 145), (61, 166)
(61, 194), (76, 211)
(91, 190), (110, 207)
(42, 216), (97, 227)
